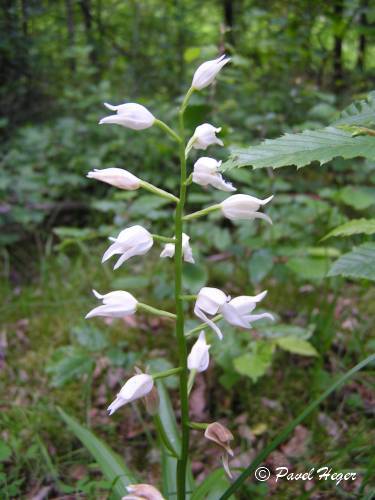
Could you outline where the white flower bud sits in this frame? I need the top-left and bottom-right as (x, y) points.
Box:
(85, 289), (138, 319)
(220, 194), (274, 223)
(187, 123), (223, 152)
(221, 291), (274, 329)
(87, 168), (141, 190)
(99, 102), (155, 130)
(194, 287), (230, 339)
(102, 226), (154, 270)
(187, 331), (210, 372)
(107, 373), (154, 415)
(160, 233), (194, 263)
(192, 157), (235, 192)
(192, 54), (231, 90)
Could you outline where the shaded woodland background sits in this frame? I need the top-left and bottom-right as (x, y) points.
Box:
(0, 1), (374, 498)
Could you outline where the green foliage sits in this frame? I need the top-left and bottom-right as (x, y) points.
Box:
(333, 92), (375, 127)
(191, 469), (231, 500)
(276, 337), (318, 356)
(322, 218), (375, 240)
(222, 92), (375, 171)
(58, 408), (136, 499)
(328, 243), (375, 281)
(223, 126), (375, 170)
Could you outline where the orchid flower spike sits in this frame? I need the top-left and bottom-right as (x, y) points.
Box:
(192, 157), (235, 192)
(204, 422), (234, 478)
(122, 483), (165, 500)
(99, 102), (155, 130)
(87, 168), (141, 190)
(85, 289), (138, 319)
(194, 287), (230, 339)
(160, 233), (194, 263)
(187, 331), (211, 373)
(186, 124), (223, 153)
(191, 54), (231, 90)
(107, 373), (154, 415)
(220, 194), (274, 223)
(102, 226), (154, 270)
(221, 290), (274, 329)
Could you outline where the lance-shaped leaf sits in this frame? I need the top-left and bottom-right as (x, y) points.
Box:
(222, 127), (375, 171)
(322, 219), (375, 241)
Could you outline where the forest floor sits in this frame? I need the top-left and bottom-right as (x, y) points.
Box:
(0, 249), (374, 499)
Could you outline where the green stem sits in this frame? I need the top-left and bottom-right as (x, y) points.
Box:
(155, 119), (182, 143)
(188, 422), (210, 430)
(152, 234), (175, 243)
(175, 90), (193, 500)
(140, 180), (179, 203)
(183, 204), (221, 221)
(185, 314), (223, 337)
(187, 369), (196, 395)
(137, 302), (176, 319)
(152, 367), (183, 380)
(179, 294), (197, 301)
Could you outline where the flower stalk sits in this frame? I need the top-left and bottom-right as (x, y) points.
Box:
(182, 204), (221, 221)
(140, 180), (179, 203)
(173, 90), (193, 500)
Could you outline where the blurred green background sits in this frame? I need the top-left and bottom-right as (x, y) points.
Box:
(1, 0), (374, 498)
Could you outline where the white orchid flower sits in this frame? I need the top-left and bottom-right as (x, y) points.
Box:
(191, 54), (231, 90)
(99, 102), (155, 130)
(192, 157), (235, 192)
(107, 373), (154, 415)
(102, 226), (154, 270)
(123, 483), (165, 500)
(221, 290), (274, 329)
(87, 168), (141, 190)
(85, 289), (138, 319)
(160, 233), (194, 263)
(187, 331), (211, 372)
(220, 194), (274, 223)
(187, 123), (223, 152)
(194, 287), (230, 339)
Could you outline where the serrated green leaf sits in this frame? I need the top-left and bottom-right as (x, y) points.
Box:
(333, 91), (375, 127)
(328, 243), (375, 281)
(222, 127), (375, 170)
(57, 408), (136, 498)
(276, 337), (318, 356)
(322, 219), (375, 240)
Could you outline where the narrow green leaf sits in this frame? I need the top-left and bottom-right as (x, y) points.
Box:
(219, 354), (375, 499)
(57, 407), (136, 498)
(322, 218), (375, 240)
(328, 243), (375, 281)
(191, 469), (232, 500)
(157, 382), (195, 498)
(276, 337), (318, 356)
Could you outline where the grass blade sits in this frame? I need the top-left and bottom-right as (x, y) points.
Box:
(57, 407), (136, 498)
(219, 354), (375, 499)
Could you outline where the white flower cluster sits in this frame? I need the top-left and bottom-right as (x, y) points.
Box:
(83, 54), (275, 490)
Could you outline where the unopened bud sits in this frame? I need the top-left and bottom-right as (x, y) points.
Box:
(204, 422), (234, 456)
(122, 483), (164, 500)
